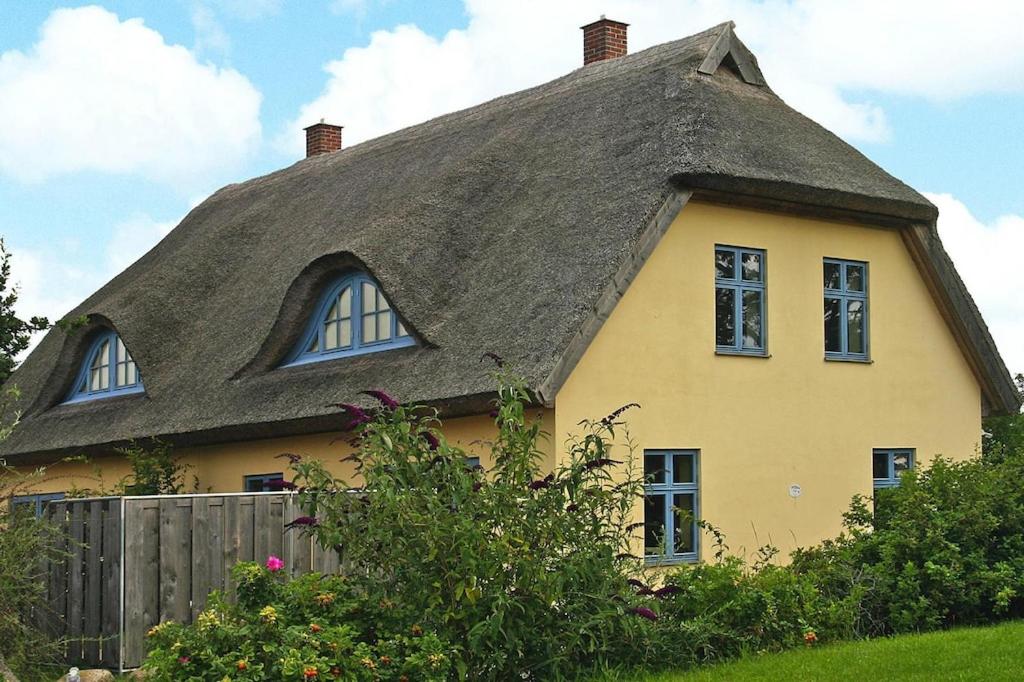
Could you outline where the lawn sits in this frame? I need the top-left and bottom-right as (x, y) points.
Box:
(610, 621), (1024, 681)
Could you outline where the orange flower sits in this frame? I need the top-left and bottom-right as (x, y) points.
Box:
(309, 623), (322, 633)
(410, 624), (423, 637)
(804, 630), (818, 646)
(330, 666), (342, 677)
(236, 660), (248, 671)
(379, 655), (392, 666)
(304, 666), (319, 679)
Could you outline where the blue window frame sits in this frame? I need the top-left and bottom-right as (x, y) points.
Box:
(285, 273), (414, 366)
(65, 330), (143, 403)
(715, 245), (766, 354)
(11, 492), (64, 518)
(243, 473), (284, 492)
(824, 258), (869, 361)
(644, 450), (699, 564)
(873, 448), (913, 490)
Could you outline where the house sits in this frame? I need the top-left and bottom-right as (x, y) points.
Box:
(4, 19), (1019, 562)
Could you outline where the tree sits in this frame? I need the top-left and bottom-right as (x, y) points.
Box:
(983, 373), (1024, 462)
(0, 240), (48, 386)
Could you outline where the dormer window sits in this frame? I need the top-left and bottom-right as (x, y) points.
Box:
(285, 273), (413, 366)
(66, 330), (144, 403)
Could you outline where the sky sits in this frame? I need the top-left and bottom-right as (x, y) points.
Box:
(0, 0), (1022, 378)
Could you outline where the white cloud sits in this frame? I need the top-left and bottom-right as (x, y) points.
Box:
(282, 0), (1024, 151)
(928, 193), (1024, 377)
(0, 5), (262, 188)
(191, 3), (232, 57)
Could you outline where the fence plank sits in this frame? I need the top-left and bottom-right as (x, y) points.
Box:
(222, 497), (240, 601)
(191, 497), (211, 618)
(123, 499), (160, 669)
(101, 499), (122, 669)
(268, 496), (284, 560)
(253, 496), (271, 563)
(83, 501), (103, 665)
(208, 498), (225, 594)
(46, 502), (68, 647)
(67, 502), (85, 664)
(159, 499), (193, 625)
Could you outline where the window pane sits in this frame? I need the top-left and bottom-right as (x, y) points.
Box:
(824, 262), (841, 290)
(324, 321), (339, 350)
(824, 298), (842, 352)
(742, 289), (763, 349)
(92, 340), (109, 369)
(715, 249), (735, 280)
(362, 282), (377, 313)
(644, 453), (665, 484)
(339, 319), (352, 347)
(362, 314), (378, 343)
(873, 451), (889, 479)
(846, 264), (865, 292)
(116, 363), (126, 386)
(377, 310), (393, 341)
(741, 252), (762, 282)
(325, 299), (340, 322)
(847, 300), (865, 354)
(672, 453), (693, 484)
(307, 333), (320, 353)
(644, 494), (666, 556)
(126, 361), (137, 385)
(893, 451), (912, 475)
(116, 338), (127, 363)
(90, 368), (103, 392)
(716, 287), (736, 346)
(339, 287), (352, 319)
(673, 493), (696, 554)
(397, 321), (408, 337)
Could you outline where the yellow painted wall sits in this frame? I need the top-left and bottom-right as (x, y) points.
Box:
(554, 201), (983, 561)
(18, 411), (555, 495)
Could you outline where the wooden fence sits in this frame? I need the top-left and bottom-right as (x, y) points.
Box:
(39, 492), (339, 671)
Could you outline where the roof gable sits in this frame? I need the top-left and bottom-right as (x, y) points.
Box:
(696, 22), (765, 86)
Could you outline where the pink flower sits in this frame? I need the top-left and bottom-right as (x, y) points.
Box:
(265, 555), (285, 572)
(178, 656), (191, 664)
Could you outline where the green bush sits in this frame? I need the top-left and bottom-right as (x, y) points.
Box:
(143, 561), (454, 681)
(290, 373), (657, 680)
(791, 451), (1024, 636)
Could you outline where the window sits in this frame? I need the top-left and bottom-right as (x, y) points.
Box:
(715, 246), (766, 354)
(824, 259), (869, 360)
(65, 331), (143, 403)
(643, 450), (699, 563)
(873, 449), (914, 490)
(286, 273), (414, 365)
(243, 473), (284, 492)
(11, 492), (64, 518)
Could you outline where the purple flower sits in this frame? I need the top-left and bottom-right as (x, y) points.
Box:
(361, 389), (399, 410)
(627, 578), (647, 590)
(528, 474), (554, 490)
(266, 479), (297, 491)
(584, 458), (622, 471)
(615, 553), (638, 561)
(422, 431), (440, 450)
(333, 403), (371, 430)
(488, 409), (500, 419)
(285, 516), (319, 529)
(566, 504), (579, 513)
(480, 352), (504, 367)
(629, 606), (659, 622)
(601, 402), (641, 426)
(472, 482), (484, 492)
(275, 452), (303, 464)
(653, 586), (682, 598)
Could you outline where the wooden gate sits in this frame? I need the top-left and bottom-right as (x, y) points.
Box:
(40, 492), (340, 670)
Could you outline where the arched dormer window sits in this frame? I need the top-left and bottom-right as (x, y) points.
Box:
(65, 330), (144, 403)
(285, 273), (414, 366)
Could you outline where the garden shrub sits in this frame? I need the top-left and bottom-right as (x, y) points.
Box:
(143, 560), (455, 681)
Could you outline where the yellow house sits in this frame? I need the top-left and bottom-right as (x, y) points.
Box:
(3, 20), (1019, 563)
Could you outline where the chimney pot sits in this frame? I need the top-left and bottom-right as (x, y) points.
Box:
(304, 121), (343, 158)
(580, 17), (628, 65)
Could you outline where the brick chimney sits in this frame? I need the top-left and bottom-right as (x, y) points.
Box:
(581, 16), (628, 65)
(304, 120), (343, 157)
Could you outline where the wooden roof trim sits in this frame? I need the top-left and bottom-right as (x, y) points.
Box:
(697, 22), (766, 86)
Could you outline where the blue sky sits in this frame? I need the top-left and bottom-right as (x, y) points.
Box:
(1, 1), (1022, 375)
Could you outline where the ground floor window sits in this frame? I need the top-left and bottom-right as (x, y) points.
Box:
(873, 448), (914, 490)
(11, 492), (64, 518)
(643, 449), (699, 563)
(243, 473), (284, 492)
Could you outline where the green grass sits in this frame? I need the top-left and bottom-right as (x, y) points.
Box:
(610, 621), (1024, 681)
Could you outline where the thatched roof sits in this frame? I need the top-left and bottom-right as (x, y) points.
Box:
(1, 23), (1017, 460)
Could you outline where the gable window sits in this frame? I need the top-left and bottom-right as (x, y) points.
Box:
(644, 450), (699, 563)
(244, 473), (284, 492)
(873, 448), (913, 490)
(66, 331), (143, 403)
(715, 246), (766, 354)
(286, 273), (414, 366)
(824, 258), (869, 360)
(11, 492), (64, 518)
